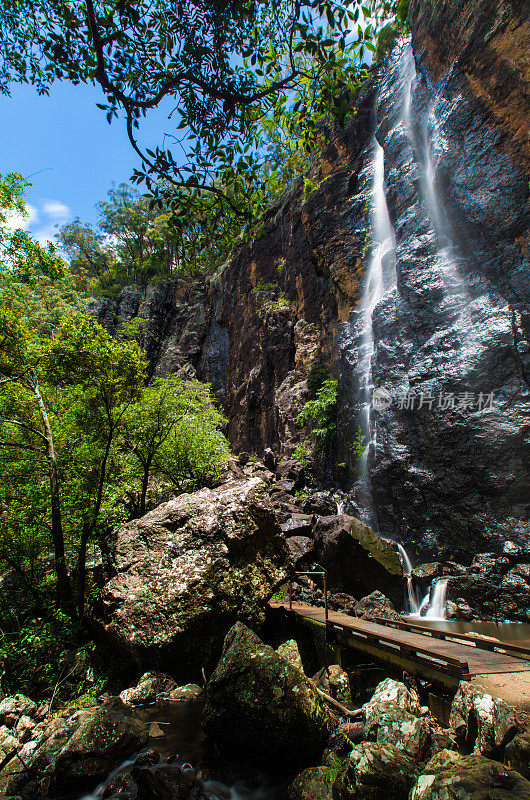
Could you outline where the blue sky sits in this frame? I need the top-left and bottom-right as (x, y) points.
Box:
(0, 81), (175, 243)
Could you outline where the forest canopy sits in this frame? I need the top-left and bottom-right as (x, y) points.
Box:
(0, 0), (408, 228)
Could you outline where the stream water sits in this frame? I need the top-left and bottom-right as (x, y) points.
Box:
(75, 701), (291, 800)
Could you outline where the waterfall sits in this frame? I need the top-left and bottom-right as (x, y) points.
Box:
(395, 542), (420, 615)
(402, 44), (468, 302)
(355, 138), (396, 519)
(336, 499), (345, 515)
(423, 578), (449, 620)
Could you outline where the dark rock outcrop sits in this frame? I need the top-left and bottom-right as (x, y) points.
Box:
(92, 0), (529, 563)
(333, 742), (417, 800)
(203, 622), (331, 766)
(93, 478), (292, 680)
(313, 515), (403, 604)
(410, 749), (530, 799)
(353, 591), (401, 622)
(288, 766), (333, 800)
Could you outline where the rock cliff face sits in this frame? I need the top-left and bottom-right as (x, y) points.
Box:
(92, 0), (529, 562)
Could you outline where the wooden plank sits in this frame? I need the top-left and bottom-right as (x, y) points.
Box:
(270, 601), (530, 678)
(374, 617), (530, 661)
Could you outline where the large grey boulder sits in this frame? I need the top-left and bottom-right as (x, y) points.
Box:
(333, 742), (417, 800)
(313, 515), (403, 605)
(51, 698), (148, 794)
(203, 622), (331, 765)
(363, 679), (430, 761)
(0, 702), (137, 800)
(95, 478), (291, 679)
(410, 749), (530, 799)
(449, 681), (518, 757)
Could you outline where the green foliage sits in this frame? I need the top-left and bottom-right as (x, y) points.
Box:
(323, 752), (344, 785)
(303, 177), (318, 201)
(292, 444), (312, 469)
(0, 175), (232, 619)
(0, 1), (406, 240)
(252, 278), (289, 315)
(350, 428), (367, 465)
(0, 173), (66, 282)
(306, 362), (328, 397)
(0, 608), (91, 699)
(297, 378), (338, 455)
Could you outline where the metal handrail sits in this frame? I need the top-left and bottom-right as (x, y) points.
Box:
(288, 568), (328, 626)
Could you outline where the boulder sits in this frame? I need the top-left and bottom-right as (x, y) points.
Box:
(363, 679), (429, 761)
(313, 516), (403, 604)
(287, 535), (314, 566)
(281, 514), (315, 537)
(364, 679), (421, 717)
(276, 639), (305, 672)
(276, 460), (306, 485)
(0, 726), (19, 760)
(167, 684), (202, 702)
(51, 698), (149, 794)
(333, 742), (417, 800)
(94, 478), (292, 679)
(0, 696), (37, 728)
(353, 591), (401, 621)
(313, 665), (351, 705)
(15, 716), (35, 744)
(203, 622), (331, 765)
(410, 749), (530, 799)
(0, 709), (92, 799)
(449, 681), (518, 757)
(119, 671), (178, 705)
(288, 767), (333, 800)
(505, 731), (530, 779)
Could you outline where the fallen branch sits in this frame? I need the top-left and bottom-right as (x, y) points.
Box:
(317, 688), (363, 719)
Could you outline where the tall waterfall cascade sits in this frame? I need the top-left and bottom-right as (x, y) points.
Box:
(348, 43), (484, 617)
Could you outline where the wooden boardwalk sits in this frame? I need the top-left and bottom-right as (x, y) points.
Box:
(270, 601), (530, 713)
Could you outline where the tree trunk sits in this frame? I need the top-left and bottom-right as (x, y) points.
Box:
(139, 454), (153, 517)
(33, 382), (73, 609)
(76, 426), (114, 615)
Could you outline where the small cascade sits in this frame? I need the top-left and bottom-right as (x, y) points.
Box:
(336, 499), (345, 515)
(423, 578), (449, 620)
(395, 542), (420, 615)
(355, 137), (396, 520)
(406, 577), (449, 621)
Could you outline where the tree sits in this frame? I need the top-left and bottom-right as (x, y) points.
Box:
(0, 289), (148, 610)
(0, 1), (403, 226)
(121, 378), (229, 516)
(58, 219), (113, 279)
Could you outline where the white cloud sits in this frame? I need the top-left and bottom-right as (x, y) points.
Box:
(42, 200), (70, 220)
(4, 203), (39, 231)
(34, 225), (60, 248)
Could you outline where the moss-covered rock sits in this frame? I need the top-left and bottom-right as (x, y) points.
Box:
(51, 698), (149, 794)
(289, 766), (334, 800)
(203, 622), (331, 765)
(94, 477), (292, 680)
(504, 731), (530, 779)
(410, 749), (530, 799)
(449, 681), (518, 757)
(333, 742), (417, 800)
(362, 679), (430, 761)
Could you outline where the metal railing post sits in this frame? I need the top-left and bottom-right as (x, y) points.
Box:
(324, 571), (328, 627)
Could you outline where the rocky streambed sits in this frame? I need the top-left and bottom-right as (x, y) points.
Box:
(2, 622), (530, 800)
